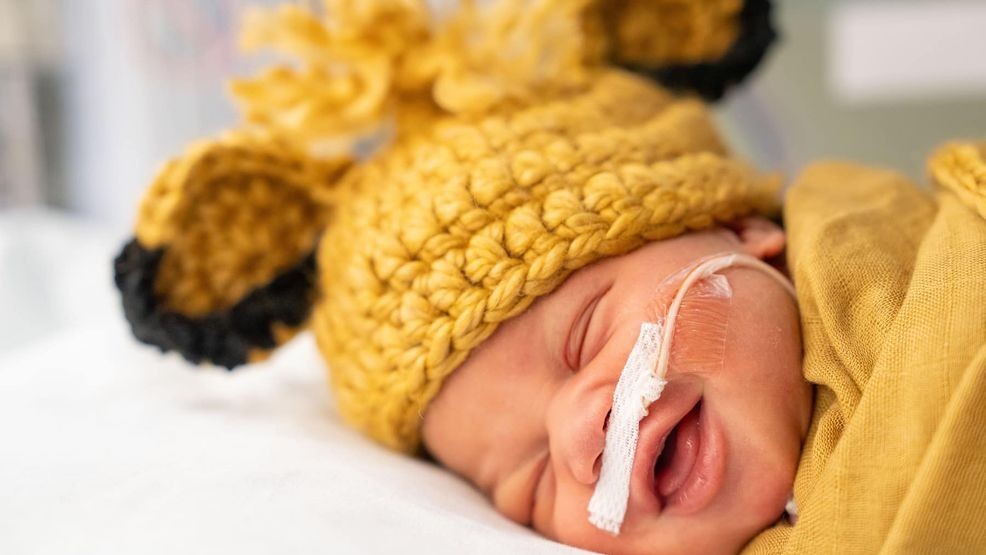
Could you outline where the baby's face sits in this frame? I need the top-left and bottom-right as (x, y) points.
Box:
(422, 218), (812, 554)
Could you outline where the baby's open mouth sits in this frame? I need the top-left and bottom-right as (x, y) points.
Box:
(647, 399), (725, 514)
(653, 401), (702, 499)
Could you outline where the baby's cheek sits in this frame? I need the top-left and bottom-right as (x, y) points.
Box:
(537, 476), (606, 551)
(730, 425), (800, 528)
(741, 467), (796, 533)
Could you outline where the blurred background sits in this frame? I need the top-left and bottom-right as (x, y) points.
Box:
(1, 0), (985, 352)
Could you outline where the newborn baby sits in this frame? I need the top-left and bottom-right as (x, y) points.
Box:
(422, 147), (986, 554)
(423, 217), (812, 553)
(112, 1), (986, 554)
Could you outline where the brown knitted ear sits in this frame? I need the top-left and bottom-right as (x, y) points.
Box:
(594, 0), (777, 101)
(113, 130), (352, 368)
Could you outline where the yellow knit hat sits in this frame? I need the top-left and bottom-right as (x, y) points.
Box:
(115, 0), (780, 453)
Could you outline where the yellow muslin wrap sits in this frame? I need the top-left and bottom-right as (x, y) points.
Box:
(745, 141), (986, 553)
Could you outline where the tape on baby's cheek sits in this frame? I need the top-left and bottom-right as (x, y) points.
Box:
(665, 274), (732, 377)
(587, 254), (794, 535)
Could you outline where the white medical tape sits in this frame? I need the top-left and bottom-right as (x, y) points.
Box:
(587, 321), (666, 534)
(587, 253), (796, 534)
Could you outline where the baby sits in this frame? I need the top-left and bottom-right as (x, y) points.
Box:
(113, 1), (986, 553)
(422, 218), (811, 553)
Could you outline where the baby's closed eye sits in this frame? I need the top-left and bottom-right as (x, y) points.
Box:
(566, 293), (604, 371)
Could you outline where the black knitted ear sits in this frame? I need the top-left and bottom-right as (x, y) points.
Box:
(620, 0), (777, 102)
(113, 238), (318, 369)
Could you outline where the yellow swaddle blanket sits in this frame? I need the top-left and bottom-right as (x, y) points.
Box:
(745, 142), (986, 553)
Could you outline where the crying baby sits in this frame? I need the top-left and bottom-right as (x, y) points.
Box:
(421, 139), (986, 554)
(113, 0), (986, 553)
(422, 218), (811, 554)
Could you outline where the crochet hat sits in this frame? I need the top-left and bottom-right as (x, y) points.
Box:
(114, 0), (779, 453)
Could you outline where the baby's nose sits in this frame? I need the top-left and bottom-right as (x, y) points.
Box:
(547, 387), (610, 486)
(567, 417), (606, 485)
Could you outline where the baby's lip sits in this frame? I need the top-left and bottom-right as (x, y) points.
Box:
(654, 400), (726, 514)
(627, 384), (708, 518)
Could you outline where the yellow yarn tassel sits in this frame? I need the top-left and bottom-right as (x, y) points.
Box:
(228, 0), (744, 153)
(929, 141), (986, 220)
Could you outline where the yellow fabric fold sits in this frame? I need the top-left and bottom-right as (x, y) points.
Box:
(744, 150), (986, 553)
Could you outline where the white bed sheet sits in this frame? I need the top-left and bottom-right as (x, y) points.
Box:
(0, 324), (592, 555)
(0, 209), (592, 555)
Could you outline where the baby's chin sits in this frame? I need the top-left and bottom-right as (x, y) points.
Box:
(551, 500), (775, 555)
(552, 480), (791, 555)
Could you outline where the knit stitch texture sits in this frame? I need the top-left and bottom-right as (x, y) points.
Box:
(115, 0), (781, 453)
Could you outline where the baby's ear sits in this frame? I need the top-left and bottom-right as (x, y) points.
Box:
(730, 216), (785, 260)
(599, 0), (777, 101)
(113, 130), (352, 368)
